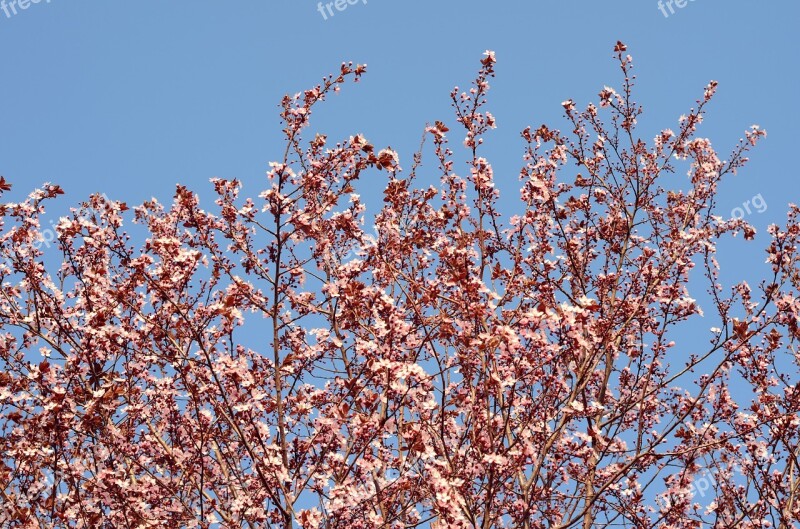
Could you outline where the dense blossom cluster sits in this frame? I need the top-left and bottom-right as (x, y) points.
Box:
(0, 45), (798, 528)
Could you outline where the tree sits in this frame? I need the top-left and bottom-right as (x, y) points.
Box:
(1, 42), (799, 529)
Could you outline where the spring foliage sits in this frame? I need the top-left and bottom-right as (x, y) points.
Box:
(1, 43), (799, 528)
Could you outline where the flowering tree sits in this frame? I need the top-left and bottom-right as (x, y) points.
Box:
(1, 42), (799, 529)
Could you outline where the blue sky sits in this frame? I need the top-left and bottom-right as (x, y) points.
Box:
(0, 0), (797, 286)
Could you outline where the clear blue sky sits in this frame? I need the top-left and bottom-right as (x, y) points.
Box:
(0, 0), (797, 285)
